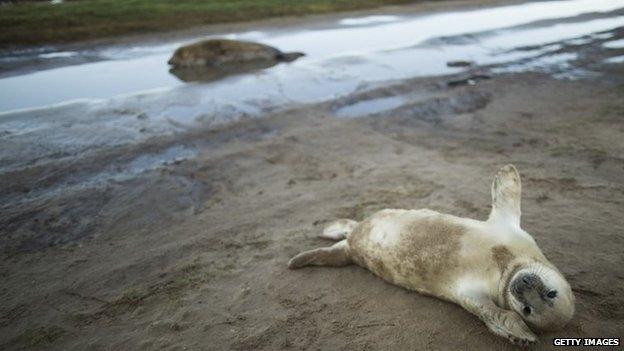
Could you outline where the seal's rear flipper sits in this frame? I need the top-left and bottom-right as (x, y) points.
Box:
(288, 240), (352, 269)
(276, 52), (305, 62)
(488, 164), (522, 227)
(319, 219), (358, 240)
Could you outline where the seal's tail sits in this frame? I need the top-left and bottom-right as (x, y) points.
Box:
(319, 219), (358, 240)
(288, 240), (351, 269)
(287, 219), (358, 269)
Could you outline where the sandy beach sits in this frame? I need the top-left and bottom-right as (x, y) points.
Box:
(1, 1), (624, 350)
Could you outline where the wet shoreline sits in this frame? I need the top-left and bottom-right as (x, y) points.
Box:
(1, 8), (624, 253)
(1, 0), (624, 349)
(0, 0), (534, 77)
(3, 0), (623, 113)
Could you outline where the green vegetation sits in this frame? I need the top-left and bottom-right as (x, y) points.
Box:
(0, 0), (422, 48)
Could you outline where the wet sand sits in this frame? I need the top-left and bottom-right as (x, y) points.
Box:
(2, 2), (624, 351)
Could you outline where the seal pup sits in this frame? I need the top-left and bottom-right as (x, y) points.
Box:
(288, 165), (574, 345)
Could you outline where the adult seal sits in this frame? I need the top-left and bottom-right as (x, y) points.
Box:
(167, 39), (304, 67)
(288, 165), (574, 345)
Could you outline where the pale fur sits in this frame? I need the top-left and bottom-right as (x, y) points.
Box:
(288, 165), (575, 345)
(319, 219), (358, 240)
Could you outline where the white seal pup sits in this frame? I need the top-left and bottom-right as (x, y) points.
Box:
(288, 165), (574, 345)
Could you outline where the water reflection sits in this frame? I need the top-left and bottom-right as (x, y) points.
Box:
(169, 60), (279, 83)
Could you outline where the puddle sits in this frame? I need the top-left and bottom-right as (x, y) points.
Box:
(335, 95), (406, 117)
(398, 90), (491, 122)
(492, 52), (579, 74)
(0, 54), (181, 111)
(603, 38), (624, 48)
(339, 15), (400, 26)
(593, 32), (616, 39)
(38, 51), (78, 59)
(565, 37), (594, 45)
(605, 55), (624, 63)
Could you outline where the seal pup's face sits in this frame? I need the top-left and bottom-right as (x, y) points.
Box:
(508, 267), (575, 331)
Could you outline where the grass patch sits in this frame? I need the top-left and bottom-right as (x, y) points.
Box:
(1, 0), (429, 48)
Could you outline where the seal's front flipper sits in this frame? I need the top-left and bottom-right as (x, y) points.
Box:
(460, 294), (537, 346)
(288, 240), (352, 269)
(488, 164), (522, 227)
(319, 219), (358, 240)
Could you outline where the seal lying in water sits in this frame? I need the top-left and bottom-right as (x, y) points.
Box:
(289, 165), (574, 345)
(168, 39), (304, 67)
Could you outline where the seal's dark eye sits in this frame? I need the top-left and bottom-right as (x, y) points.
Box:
(547, 290), (557, 299)
(523, 306), (531, 315)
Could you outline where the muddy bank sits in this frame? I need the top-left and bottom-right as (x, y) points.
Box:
(2, 64), (624, 349)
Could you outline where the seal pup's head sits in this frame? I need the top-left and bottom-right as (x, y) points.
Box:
(507, 265), (575, 331)
(489, 164), (575, 331)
